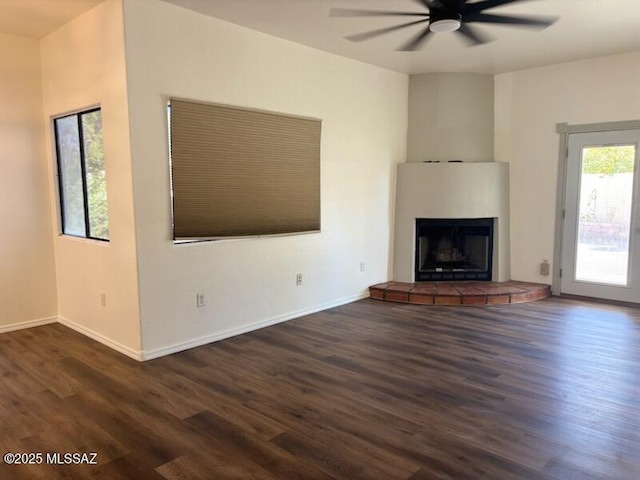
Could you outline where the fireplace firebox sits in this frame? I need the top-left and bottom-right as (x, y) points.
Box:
(415, 218), (494, 281)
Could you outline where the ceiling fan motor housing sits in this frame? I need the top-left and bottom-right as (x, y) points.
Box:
(429, 8), (462, 32)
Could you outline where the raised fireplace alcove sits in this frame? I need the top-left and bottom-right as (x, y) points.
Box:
(393, 162), (510, 283)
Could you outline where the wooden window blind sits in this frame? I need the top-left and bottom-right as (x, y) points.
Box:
(169, 99), (321, 239)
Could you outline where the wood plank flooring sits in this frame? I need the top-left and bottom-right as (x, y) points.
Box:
(1, 296), (640, 479)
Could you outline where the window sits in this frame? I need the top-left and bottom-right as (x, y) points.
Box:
(169, 98), (321, 240)
(54, 108), (109, 241)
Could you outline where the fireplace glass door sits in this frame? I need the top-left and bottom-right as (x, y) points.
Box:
(415, 218), (494, 281)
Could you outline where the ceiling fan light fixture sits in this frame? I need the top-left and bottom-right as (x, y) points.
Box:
(429, 17), (462, 33)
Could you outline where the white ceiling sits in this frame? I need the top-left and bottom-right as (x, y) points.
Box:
(1, 0), (639, 74)
(162, 0), (640, 74)
(0, 0), (103, 39)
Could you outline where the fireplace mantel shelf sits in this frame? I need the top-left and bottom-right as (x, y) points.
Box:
(370, 281), (551, 306)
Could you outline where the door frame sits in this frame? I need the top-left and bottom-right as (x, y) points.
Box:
(553, 120), (640, 298)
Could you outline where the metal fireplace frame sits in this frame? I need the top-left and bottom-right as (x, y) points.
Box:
(414, 218), (494, 281)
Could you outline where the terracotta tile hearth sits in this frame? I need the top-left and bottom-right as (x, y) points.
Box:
(370, 281), (551, 306)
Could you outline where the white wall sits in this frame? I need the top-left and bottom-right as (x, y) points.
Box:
(0, 34), (57, 332)
(495, 51), (640, 283)
(408, 73), (494, 163)
(40, 0), (142, 357)
(122, 0), (408, 358)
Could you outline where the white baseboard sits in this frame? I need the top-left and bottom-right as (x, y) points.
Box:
(141, 292), (368, 361)
(57, 316), (143, 361)
(2, 293), (368, 362)
(0, 316), (58, 334)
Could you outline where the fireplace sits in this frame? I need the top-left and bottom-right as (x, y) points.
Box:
(394, 162), (509, 282)
(415, 218), (494, 281)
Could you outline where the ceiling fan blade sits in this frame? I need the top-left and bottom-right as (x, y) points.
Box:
(345, 18), (430, 43)
(423, 0), (448, 8)
(465, 0), (531, 14)
(456, 23), (492, 46)
(330, 8), (427, 18)
(410, 0), (431, 8)
(466, 12), (557, 28)
(398, 25), (434, 51)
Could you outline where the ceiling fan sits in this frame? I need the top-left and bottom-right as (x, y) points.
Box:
(330, 0), (557, 51)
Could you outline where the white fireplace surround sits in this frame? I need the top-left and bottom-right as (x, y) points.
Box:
(393, 162), (510, 282)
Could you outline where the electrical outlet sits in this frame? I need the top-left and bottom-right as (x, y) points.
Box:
(100, 293), (107, 307)
(360, 262), (365, 272)
(540, 259), (550, 276)
(296, 273), (303, 286)
(196, 293), (205, 308)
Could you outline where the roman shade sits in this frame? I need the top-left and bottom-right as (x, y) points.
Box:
(170, 98), (321, 239)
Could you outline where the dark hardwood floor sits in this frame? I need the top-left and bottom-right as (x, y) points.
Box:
(1, 296), (640, 479)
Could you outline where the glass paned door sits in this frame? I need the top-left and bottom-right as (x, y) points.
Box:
(561, 130), (640, 302)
